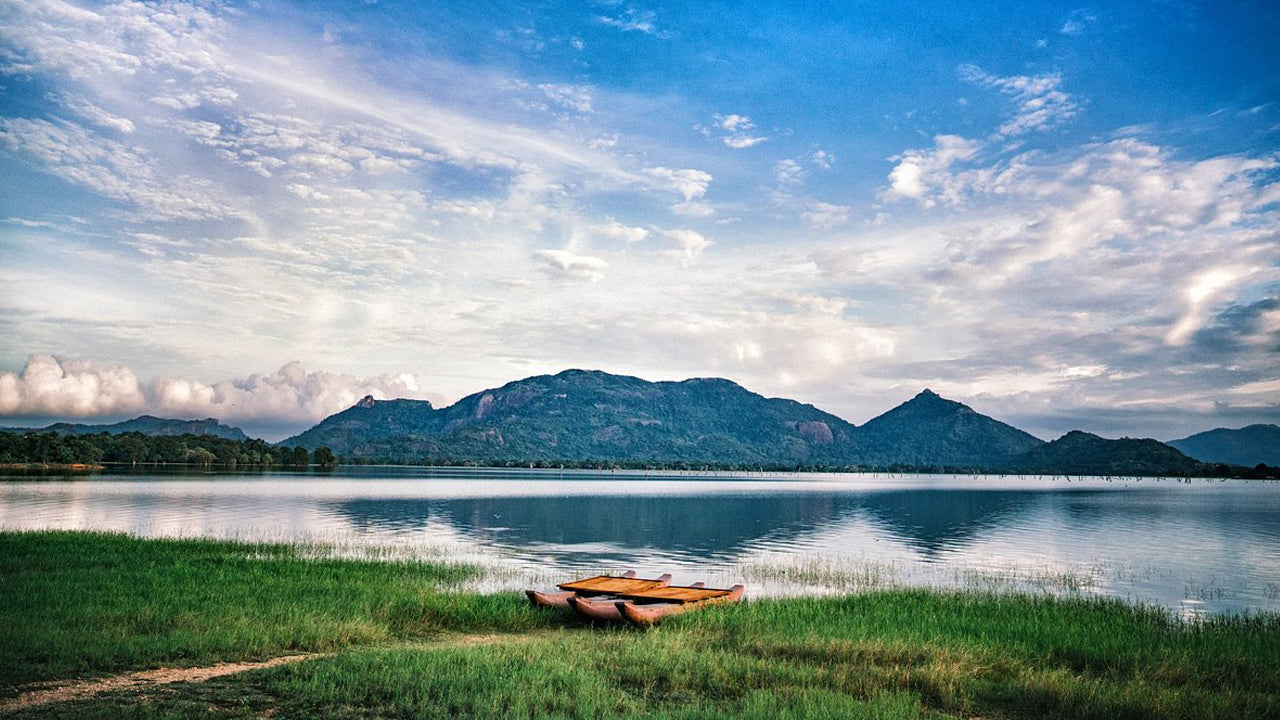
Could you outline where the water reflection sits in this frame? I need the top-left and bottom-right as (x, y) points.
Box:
(330, 494), (862, 562)
(2, 470), (1279, 615)
(855, 490), (1035, 558)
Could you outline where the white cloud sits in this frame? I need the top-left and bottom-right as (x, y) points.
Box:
(644, 166), (713, 201)
(710, 113), (767, 148)
(152, 362), (432, 424)
(801, 202), (852, 229)
(883, 134), (984, 205)
(0, 356), (431, 425)
(0, 117), (232, 219)
(775, 158), (805, 185)
(1164, 266), (1247, 346)
(596, 9), (664, 37)
(590, 220), (649, 243)
(0, 355), (146, 417)
(1059, 9), (1097, 36)
(959, 65), (1078, 137)
(588, 134), (618, 149)
(53, 94), (135, 133)
(532, 249), (609, 281)
(537, 83), (593, 113)
(811, 150), (835, 169)
(672, 201), (714, 217)
(664, 229), (711, 264)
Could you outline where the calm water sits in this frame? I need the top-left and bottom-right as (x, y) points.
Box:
(3, 467), (1279, 617)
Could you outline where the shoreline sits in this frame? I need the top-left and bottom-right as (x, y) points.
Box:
(0, 462), (105, 471)
(2, 531), (1277, 718)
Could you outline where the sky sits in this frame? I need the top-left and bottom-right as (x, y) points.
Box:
(0, 0), (1278, 442)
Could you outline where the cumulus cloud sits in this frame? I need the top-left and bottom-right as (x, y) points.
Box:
(959, 65), (1078, 137)
(710, 113), (767, 148)
(663, 229), (711, 264)
(0, 355), (146, 417)
(532, 249), (609, 281)
(0, 356), (432, 425)
(644, 166), (713, 201)
(883, 134), (984, 205)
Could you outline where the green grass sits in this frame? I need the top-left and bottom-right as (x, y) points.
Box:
(2, 531), (1278, 719)
(0, 531), (553, 689)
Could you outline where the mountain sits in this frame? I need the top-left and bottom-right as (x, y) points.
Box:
(283, 396), (437, 453)
(855, 389), (1044, 467)
(1003, 431), (1204, 476)
(5, 415), (248, 441)
(1167, 424), (1280, 467)
(284, 369), (859, 465)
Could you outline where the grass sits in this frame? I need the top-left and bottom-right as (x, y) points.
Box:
(2, 531), (1278, 719)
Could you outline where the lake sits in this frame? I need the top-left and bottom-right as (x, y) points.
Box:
(2, 467), (1278, 617)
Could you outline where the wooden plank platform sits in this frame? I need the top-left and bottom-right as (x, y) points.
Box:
(615, 586), (734, 604)
(557, 575), (668, 595)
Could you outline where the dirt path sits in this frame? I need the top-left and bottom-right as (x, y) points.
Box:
(0, 654), (318, 714)
(0, 633), (546, 714)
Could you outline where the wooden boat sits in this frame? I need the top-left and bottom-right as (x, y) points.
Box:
(615, 584), (745, 626)
(569, 582), (704, 622)
(525, 571), (672, 608)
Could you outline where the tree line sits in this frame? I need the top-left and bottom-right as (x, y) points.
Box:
(0, 431), (337, 468)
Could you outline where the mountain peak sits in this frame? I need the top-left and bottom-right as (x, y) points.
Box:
(356, 395), (377, 409)
(858, 388), (1043, 466)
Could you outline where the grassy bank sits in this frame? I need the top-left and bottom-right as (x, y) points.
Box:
(2, 532), (1277, 719)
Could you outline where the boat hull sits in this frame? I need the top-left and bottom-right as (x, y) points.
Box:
(567, 595), (622, 621)
(618, 584), (745, 626)
(526, 589), (575, 607)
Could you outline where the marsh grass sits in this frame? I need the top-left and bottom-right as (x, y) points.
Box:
(0, 531), (554, 690)
(2, 531), (1278, 719)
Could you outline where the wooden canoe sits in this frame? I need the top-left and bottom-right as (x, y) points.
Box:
(525, 571), (671, 608)
(569, 582), (704, 622)
(616, 584), (745, 626)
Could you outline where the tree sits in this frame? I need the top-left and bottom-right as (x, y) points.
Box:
(312, 447), (338, 467)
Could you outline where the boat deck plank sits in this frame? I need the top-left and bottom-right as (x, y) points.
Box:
(558, 576), (667, 594)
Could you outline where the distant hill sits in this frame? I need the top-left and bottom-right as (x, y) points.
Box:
(1003, 431), (1204, 476)
(283, 370), (1053, 468)
(283, 369), (860, 465)
(4, 415), (248, 441)
(283, 396), (437, 453)
(856, 389), (1044, 467)
(1168, 424), (1280, 467)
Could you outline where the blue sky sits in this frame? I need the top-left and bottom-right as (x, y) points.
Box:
(1, 0), (1277, 440)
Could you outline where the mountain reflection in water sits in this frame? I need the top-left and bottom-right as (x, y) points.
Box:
(328, 489), (1037, 563)
(3, 471), (1279, 615)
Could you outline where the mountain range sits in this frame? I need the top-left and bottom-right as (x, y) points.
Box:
(280, 369), (1249, 474)
(8, 370), (1274, 474)
(1167, 424), (1280, 467)
(2, 415), (248, 441)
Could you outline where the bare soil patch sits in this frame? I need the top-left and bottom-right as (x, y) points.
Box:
(0, 654), (317, 713)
